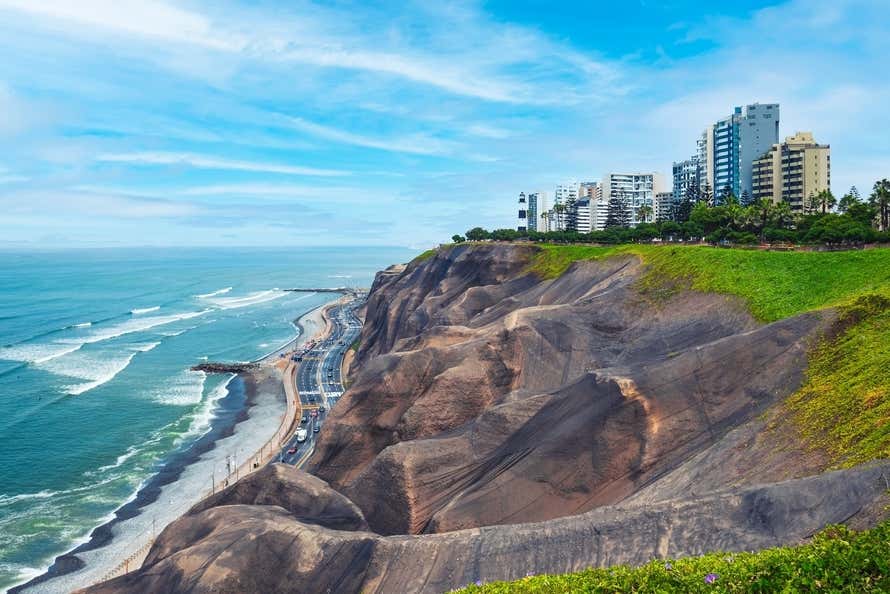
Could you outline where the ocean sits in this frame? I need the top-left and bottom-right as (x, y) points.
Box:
(0, 246), (412, 592)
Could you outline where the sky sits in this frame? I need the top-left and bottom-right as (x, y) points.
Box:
(0, 0), (888, 248)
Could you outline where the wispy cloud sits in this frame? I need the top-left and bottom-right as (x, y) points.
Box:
(0, 0), (238, 50)
(0, 0), (619, 105)
(96, 152), (349, 177)
(280, 116), (458, 156)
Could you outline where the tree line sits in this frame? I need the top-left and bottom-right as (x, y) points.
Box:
(453, 180), (890, 246)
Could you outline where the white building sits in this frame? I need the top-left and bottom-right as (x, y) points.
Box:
(655, 191), (674, 221)
(597, 172), (667, 230)
(575, 199), (592, 233)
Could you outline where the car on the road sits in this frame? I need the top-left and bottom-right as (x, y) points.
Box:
(287, 447), (297, 455)
(296, 428), (308, 443)
(313, 423), (320, 433)
(310, 410), (318, 418)
(318, 405), (325, 413)
(300, 415), (307, 424)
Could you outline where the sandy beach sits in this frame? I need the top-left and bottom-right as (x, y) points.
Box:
(13, 298), (336, 594)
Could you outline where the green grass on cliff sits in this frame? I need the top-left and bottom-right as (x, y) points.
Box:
(456, 520), (890, 593)
(412, 248), (438, 264)
(524, 244), (890, 467)
(527, 244), (890, 322)
(782, 294), (890, 468)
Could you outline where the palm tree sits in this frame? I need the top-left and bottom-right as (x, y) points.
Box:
(636, 204), (653, 224)
(869, 179), (890, 231)
(751, 198), (776, 243)
(553, 203), (566, 231)
(815, 189), (836, 214)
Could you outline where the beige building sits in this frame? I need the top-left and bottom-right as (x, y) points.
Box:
(752, 132), (830, 212)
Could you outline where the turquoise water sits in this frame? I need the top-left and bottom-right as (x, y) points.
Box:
(0, 246), (411, 590)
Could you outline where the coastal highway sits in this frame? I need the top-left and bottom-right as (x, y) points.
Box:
(277, 295), (364, 466)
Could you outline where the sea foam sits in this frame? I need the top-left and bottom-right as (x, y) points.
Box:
(37, 342), (161, 396)
(204, 289), (285, 310)
(196, 287), (232, 299)
(0, 310), (208, 365)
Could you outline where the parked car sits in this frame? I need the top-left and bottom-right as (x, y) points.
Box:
(300, 415), (307, 424)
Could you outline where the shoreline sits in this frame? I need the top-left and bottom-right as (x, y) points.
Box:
(10, 299), (337, 594)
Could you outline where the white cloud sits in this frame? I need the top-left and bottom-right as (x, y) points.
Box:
(0, 0), (619, 105)
(0, 189), (201, 218)
(0, 0), (239, 50)
(96, 152), (349, 177)
(466, 124), (512, 139)
(281, 116), (458, 156)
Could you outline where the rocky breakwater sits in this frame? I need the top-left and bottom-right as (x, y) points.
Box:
(83, 243), (890, 594)
(190, 362), (259, 374)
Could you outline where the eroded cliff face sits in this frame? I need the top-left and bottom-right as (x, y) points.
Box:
(83, 244), (890, 594)
(307, 244), (823, 535)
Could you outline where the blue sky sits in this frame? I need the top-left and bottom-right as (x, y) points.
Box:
(0, 0), (887, 248)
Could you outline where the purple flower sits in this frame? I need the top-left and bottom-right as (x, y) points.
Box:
(664, 562), (673, 570)
(475, 579), (483, 586)
(705, 573), (719, 584)
(525, 571), (535, 577)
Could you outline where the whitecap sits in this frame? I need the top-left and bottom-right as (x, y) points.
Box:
(181, 375), (234, 439)
(196, 286), (232, 299)
(0, 310), (209, 365)
(130, 306), (160, 315)
(37, 342), (160, 396)
(204, 289), (285, 310)
(72, 322), (92, 328)
(149, 369), (207, 406)
(0, 489), (58, 505)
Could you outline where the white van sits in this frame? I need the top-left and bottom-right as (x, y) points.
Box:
(295, 428), (308, 443)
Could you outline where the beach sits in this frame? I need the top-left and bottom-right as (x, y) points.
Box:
(12, 300), (336, 594)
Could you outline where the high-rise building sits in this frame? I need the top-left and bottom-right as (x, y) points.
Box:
(552, 181), (578, 231)
(526, 192), (539, 232)
(597, 173), (667, 230)
(697, 129), (713, 193)
(672, 158), (699, 203)
(517, 192), (528, 231)
(575, 199), (592, 233)
(579, 181), (601, 200)
(752, 131), (830, 213)
(709, 103), (780, 201)
(655, 191), (674, 221)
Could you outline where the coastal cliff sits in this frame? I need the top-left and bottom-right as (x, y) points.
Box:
(82, 243), (890, 594)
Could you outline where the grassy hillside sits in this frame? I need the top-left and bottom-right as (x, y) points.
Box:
(782, 294), (890, 467)
(524, 244), (890, 468)
(457, 520), (890, 593)
(528, 244), (890, 322)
